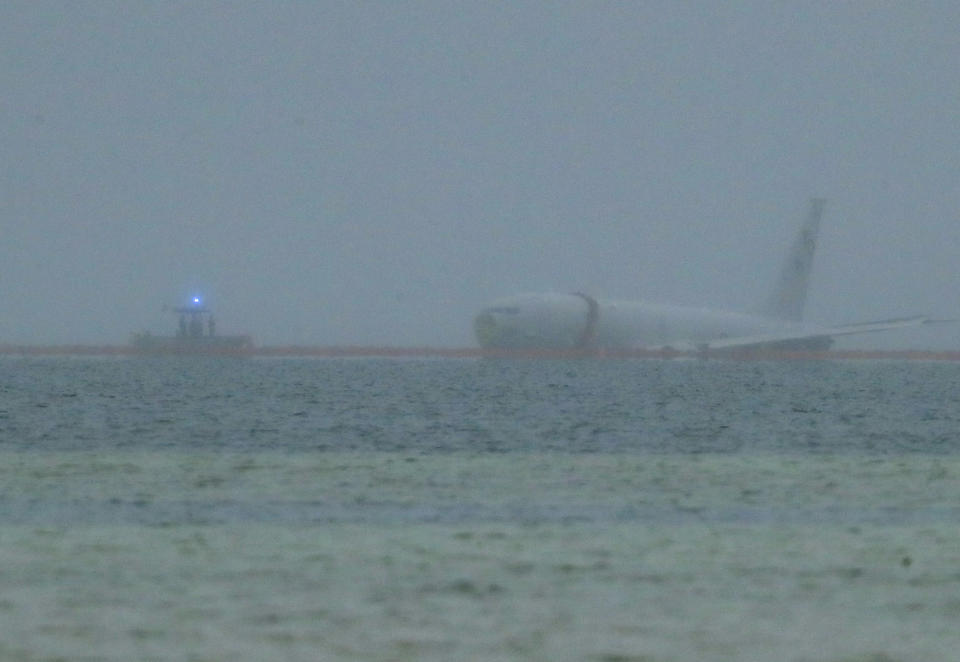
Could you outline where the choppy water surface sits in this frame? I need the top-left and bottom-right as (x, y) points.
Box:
(1, 357), (959, 661)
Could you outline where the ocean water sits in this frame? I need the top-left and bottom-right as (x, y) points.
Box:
(1, 356), (959, 661)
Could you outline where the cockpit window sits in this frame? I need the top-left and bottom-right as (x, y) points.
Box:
(488, 306), (520, 315)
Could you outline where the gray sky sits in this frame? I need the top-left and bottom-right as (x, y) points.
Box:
(2, 1), (959, 348)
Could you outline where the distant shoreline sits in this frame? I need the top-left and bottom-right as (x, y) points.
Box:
(2, 344), (960, 361)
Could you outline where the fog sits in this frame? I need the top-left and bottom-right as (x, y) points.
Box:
(3, 2), (959, 348)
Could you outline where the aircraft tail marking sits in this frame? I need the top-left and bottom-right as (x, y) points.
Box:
(759, 198), (825, 322)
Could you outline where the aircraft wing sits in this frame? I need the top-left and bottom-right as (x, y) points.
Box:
(692, 316), (943, 352)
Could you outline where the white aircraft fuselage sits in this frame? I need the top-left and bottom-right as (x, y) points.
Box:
(474, 293), (824, 351)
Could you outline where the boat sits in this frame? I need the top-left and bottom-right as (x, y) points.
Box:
(131, 297), (253, 356)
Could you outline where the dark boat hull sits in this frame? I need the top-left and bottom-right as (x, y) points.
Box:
(130, 334), (254, 356)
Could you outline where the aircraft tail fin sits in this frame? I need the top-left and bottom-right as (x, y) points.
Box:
(759, 198), (825, 322)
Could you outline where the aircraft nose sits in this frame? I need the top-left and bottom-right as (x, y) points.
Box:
(474, 311), (499, 347)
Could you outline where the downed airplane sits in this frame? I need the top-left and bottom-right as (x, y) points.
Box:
(474, 199), (935, 353)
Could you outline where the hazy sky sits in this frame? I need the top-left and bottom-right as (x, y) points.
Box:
(3, 1), (959, 348)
